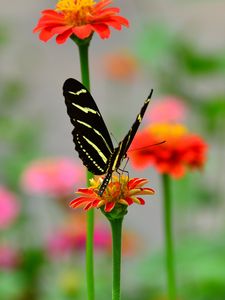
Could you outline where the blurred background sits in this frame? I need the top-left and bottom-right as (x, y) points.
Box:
(1, 0), (225, 299)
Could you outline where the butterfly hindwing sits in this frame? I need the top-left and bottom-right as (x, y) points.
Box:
(63, 78), (114, 174)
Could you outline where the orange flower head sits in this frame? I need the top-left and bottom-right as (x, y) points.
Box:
(103, 50), (138, 81)
(129, 123), (208, 179)
(33, 0), (129, 44)
(70, 175), (155, 214)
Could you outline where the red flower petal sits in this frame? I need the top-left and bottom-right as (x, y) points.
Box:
(72, 25), (93, 39)
(136, 197), (145, 205)
(56, 29), (72, 44)
(91, 23), (110, 38)
(94, 0), (112, 11)
(124, 197), (134, 205)
(128, 178), (148, 189)
(105, 202), (115, 212)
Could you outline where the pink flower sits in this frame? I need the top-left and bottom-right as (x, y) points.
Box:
(0, 245), (20, 269)
(46, 214), (111, 258)
(47, 230), (74, 257)
(0, 187), (20, 230)
(21, 157), (85, 197)
(146, 96), (187, 124)
(74, 224), (111, 251)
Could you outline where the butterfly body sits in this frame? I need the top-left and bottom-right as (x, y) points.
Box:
(63, 78), (153, 196)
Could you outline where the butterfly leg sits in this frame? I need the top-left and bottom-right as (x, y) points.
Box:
(118, 157), (130, 180)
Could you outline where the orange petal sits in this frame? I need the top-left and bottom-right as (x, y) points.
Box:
(72, 25), (93, 39)
(91, 24), (110, 39)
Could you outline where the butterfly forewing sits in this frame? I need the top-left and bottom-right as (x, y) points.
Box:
(63, 78), (154, 197)
(98, 90), (154, 196)
(107, 89), (154, 173)
(63, 78), (114, 174)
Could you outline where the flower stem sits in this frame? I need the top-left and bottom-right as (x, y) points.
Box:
(110, 217), (123, 300)
(78, 42), (90, 89)
(77, 39), (95, 300)
(162, 174), (176, 300)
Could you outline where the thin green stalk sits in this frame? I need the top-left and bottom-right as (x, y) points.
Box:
(162, 174), (176, 300)
(77, 39), (95, 300)
(110, 217), (123, 300)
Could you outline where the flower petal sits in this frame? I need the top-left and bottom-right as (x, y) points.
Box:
(39, 28), (56, 42)
(72, 25), (93, 39)
(56, 29), (72, 44)
(91, 24), (110, 39)
(105, 202), (115, 212)
(131, 197), (145, 205)
(128, 178), (148, 189)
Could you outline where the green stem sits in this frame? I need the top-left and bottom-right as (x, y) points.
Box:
(78, 42), (90, 90)
(77, 39), (95, 300)
(110, 217), (123, 300)
(162, 174), (176, 300)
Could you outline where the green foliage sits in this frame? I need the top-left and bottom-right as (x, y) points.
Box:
(0, 271), (26, 300)
(136, 236), (225, 300)
(0, 80), (25, 108)
(0, 24), (9, 46)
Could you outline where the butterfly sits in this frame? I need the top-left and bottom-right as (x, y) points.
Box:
(63, 78), (153, 196)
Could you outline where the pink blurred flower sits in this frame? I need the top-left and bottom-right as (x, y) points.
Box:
(21, 157), (85, 197)
(0, 245), (20, 269)
(146, 96), (187, 124)
(75, 225), (111, 251)
(0, 186), (20, 229)
(47, 214), (111, 258)
(47, 230), (74, 257)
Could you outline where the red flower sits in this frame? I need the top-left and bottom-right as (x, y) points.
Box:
(33, 0), (129, 44)
(70, 175), (155, 212)
(129, 123), (207, 178)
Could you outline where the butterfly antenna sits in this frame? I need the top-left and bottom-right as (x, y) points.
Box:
(148, 89), (154, 99)
(128, 140), (166, 153)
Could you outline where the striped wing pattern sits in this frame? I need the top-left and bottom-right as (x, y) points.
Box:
(63, 78), (153, 196)
(63, 78), (114, 175)
(98, 90), (153, 195)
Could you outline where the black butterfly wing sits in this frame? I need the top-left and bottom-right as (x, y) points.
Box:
(116, 89), (154, 163)
(63, 78), (114, 175)
(98, 89), (153, 196)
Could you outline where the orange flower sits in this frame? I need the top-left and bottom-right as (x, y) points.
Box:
(70, 175), (155, 212)
(129, 123), (207, 178)
(33, 0), (129, 44)
(103, 50), (138, 81)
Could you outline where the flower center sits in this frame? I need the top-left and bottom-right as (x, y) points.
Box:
(149, 123), (188, 139)
(56, 0), (96, 26)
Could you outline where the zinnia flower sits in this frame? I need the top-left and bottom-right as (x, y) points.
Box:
(33, 0), (129, 44)
(129, 123), (207, 178)
(0, 186), (20, 230)
(70, 175), (155, 212)
(21, 157), (85, 197)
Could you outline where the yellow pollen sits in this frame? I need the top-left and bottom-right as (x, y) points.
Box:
(148, 123), (188, 139)
(56, 0), (96, 25)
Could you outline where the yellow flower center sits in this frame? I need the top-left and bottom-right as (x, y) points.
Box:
(56, 0), (96, 26)
(148, 123), (188, 139)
